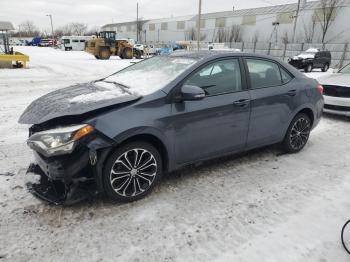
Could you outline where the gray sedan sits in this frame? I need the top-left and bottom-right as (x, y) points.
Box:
(19, 51), (324, 204)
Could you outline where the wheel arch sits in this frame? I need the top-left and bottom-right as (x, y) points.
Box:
(296, 107), (315, 126)
(116, 134), (170, 173)
(282, 106), (316, 139)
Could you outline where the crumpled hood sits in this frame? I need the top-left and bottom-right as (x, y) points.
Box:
(318, 73), (350, 87)
(18, 82), (141, 125)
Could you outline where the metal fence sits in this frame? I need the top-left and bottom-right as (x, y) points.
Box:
(218, 42), (350, 68)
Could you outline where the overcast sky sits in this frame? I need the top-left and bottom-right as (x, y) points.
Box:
(1, 0), (298, 30)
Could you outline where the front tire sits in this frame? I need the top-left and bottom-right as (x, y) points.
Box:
(282, 113), (311, 153)
(103, 142), (163, 202)
(134, 49), (142, 59)
(99, 48), (111, 60)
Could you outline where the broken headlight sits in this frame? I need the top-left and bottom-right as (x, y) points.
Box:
(27, 124), (94, 157)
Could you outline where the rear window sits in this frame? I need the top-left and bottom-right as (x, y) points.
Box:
(280, 67), (293, 84)
(246, 59), (282, 89)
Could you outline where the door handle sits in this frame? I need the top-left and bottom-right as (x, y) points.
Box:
(233, 99), (250, 107)
(286, 90), (297, 96)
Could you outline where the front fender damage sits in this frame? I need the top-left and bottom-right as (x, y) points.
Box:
(26, 135), (115, 205)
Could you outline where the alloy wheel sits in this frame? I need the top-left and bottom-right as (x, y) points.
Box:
(289, 117), (311, 150)
(109, 149), (157, 197)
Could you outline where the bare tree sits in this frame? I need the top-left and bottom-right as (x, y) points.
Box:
(215, 28), (228, 43)
(315, 0), (338, 43)
(281, 31), (290, 44)
(18, 20), (40, 37)
(252, 31), (259, 43)
(85, 26), (100, 36)
(228, 25), (242, 43)
(302, 15), (317, 43)
(185, 27), (206, 41)
(54, 23), (88, 36)
(55, 24), (73, 36)
(70, 23), (88, 36)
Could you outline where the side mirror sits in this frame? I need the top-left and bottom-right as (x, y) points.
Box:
(180, 85), (206, 101)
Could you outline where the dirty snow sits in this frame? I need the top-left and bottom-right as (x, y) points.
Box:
(0, 47), (350, 262)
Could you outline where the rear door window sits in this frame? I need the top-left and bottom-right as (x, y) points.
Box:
(246, 59), (283, 89)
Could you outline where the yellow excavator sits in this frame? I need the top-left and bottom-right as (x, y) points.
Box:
(0, 21), (29, 69)
(85, 31), (142, 60)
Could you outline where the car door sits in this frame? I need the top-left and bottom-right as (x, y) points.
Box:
(314, 52), (323, 68)
(170, 58), (251, 164)
(244, 57), (299, 148)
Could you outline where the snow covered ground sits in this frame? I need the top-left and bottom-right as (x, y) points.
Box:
(0, 47), (350, 262)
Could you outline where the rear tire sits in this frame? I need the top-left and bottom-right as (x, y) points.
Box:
(103, 142), (163, 202)
(304, 64), (313, 73)
(282, 113), (311, 153)
(121, 48), (133, 59)
(322, 63), (329, 72)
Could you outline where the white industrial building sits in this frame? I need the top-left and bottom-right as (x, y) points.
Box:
(102, 0), (350, 44)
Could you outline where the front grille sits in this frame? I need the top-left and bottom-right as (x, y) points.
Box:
(323, 85), (350, 98)
(289, 60), (303, 68)
(324, 104), (350, 111)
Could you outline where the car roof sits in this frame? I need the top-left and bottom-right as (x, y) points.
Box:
(169, 50), (282, 61)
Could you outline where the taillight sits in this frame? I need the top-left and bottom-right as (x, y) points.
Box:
(316, 84), (324, 94)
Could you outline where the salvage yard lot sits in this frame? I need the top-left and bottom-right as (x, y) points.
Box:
(0, 47), (350, 262)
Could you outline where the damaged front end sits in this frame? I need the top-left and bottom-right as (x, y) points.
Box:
(25, 122), (114, 205)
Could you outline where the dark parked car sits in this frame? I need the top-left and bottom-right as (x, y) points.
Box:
(289, 48), (331, 73)
(19, 51), (324, 204)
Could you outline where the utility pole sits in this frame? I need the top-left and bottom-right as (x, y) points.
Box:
(292, 0), (301, 43)
(46, 14), (54, 39)
(197, 0), (202, 51)
(136, 2), (139, 43)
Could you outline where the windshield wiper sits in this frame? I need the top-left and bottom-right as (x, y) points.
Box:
(96, 80), (133, 95)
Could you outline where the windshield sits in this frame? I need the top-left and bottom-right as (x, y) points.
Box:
(339, 63), (350, 74)
(104, 56), (198, 95)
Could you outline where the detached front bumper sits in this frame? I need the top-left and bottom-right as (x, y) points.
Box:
(26, 147), (96, 205)
(26, 135), (114, 205)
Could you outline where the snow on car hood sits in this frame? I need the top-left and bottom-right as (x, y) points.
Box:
(318, 73), (350, 87)
(18, 81), (141, 125)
